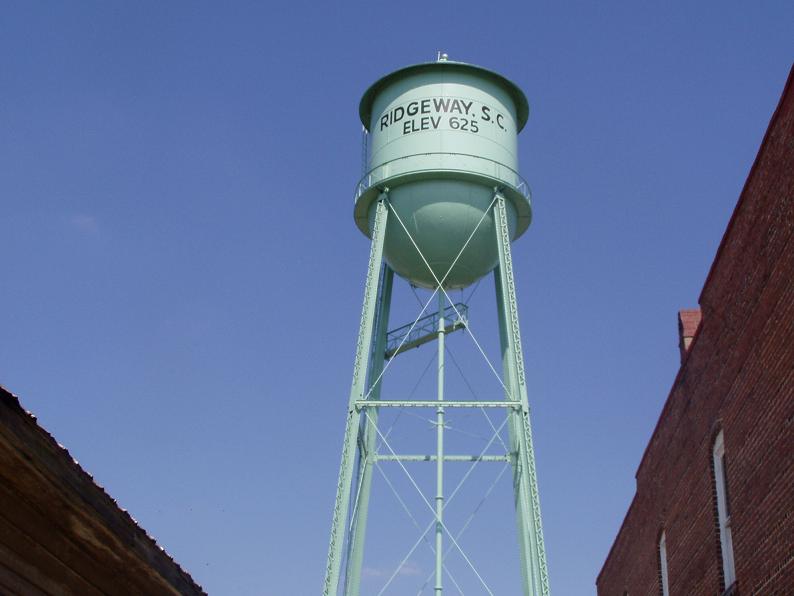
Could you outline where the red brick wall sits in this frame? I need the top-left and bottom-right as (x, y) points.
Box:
(597, 65), (794, 596)
(677, 309), (702, 362)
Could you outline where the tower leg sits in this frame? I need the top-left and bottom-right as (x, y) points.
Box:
(324, 196), (389, 596)
(344, 264), (394, 595)
(493, 193), (550, 596)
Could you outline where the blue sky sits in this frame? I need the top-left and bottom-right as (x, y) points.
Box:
(1, 2), (792, 594)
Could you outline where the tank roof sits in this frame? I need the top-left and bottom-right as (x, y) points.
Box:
(359, 60), (530, 132)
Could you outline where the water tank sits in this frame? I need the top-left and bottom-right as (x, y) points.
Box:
(354, 56), (531, 290)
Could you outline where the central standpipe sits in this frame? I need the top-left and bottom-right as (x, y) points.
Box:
(435, 292), (446, 594)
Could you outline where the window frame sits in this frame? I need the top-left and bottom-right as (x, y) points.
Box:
(659, 531), (670, 596)
(713, 430), (736, 589)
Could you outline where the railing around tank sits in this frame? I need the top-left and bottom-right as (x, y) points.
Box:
(354, 152), (530, 203)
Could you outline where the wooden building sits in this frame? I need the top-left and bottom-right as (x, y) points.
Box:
(0, 385), (204, 595)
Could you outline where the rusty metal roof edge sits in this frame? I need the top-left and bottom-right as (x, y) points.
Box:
(0, 383), (206, 595)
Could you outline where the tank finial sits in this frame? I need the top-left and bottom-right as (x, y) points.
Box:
(437, 51), (448, 62)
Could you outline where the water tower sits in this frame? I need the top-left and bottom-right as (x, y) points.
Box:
(324, 55), (550, 595)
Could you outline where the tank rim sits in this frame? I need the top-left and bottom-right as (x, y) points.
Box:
(359, 60), (529, 133)
(352, 171), (532, 242)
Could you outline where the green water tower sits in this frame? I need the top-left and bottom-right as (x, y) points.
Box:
(325, 55), (550, 596)
(354, 55), (532, 289)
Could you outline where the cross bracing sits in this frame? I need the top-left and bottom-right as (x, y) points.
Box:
(324, 192), (550, 595)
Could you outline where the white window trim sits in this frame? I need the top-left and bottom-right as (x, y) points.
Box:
(713, 431), (736, 588)
(659, 531), (670, 596)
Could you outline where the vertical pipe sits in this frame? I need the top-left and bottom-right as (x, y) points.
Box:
(435, 291), (446, 594)
(360, 125), (369, 178)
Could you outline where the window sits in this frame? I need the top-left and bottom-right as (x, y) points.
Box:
(713, 430), (736, 588)
(659, 531), (670, 596)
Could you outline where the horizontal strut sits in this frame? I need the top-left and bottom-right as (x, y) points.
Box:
(375, 454), (511, 462)
(355, 400), (522, 409)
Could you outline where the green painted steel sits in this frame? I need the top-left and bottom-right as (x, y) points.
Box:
(355, 399), (521, 409)
(494, 194), (550, 596)
(326, 58), (549, 595)
(375, 454), (511, 462)
(435, 293), (446, 594)
(344, 265), (393, 596)
(324, 197), (388, 596)
(354, 58), (532, 289)
(384, 302), (467, 359)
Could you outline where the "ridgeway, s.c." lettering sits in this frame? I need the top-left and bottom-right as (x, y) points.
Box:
(378, 97), (508, 136)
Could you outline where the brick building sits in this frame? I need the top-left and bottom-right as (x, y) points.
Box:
(597, 66), (794, 595)
(0, 385), (204, 595)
